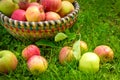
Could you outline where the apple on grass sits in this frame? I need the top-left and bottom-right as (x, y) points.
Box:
(25, 5), (45, 22)
(22, 44), (40, 61)
(94, 45), (114, 62)
(79, 52), (100, 73)
(11, 9), (26, 21)
(45, 11), (61, 21)
(58, 1), (74, 17)
(80, 40), (88, 54)
(59, 46), (75, 65)
(40, 0), (62, 12)
(27, 55), (48, 74)
(0, 50), (18, 73)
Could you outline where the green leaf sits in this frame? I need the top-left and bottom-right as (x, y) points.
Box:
(54, 32), (68, 42)
(35, 39), (56, 47)
(72, 39), (81, 60)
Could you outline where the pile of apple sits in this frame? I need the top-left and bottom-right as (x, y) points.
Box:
(59, 40), (114, 73)
(10, 0), (75, 22)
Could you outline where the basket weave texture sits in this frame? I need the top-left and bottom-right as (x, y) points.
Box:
(0, 1), (80, 41)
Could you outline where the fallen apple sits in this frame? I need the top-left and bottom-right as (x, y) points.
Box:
(25, 5), (45, 22)
(11, 9), (26, 21)
(27, 55), (48, 74)
(0, 50), (18, 73)
(40, 0), (62, 12)
(59, 46), (75, 65)
(94, 45), (114, 62)
(80, 40), (88, 54)
(22, 44), (40, 60)
(58, 1), (74, 17)
(79, 52), (100, 73)
(45, 11), (61, 21)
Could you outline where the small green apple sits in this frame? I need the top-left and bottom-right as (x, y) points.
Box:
(0, 0), (19, 17)
(58, 1), (74, 17)
(79, 52), (100, 73)
(0, 50), (18, 73)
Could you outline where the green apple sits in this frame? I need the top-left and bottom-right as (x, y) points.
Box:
(79, 52), (100, 73)
(58, 1), (74, 17)
(0, 0), (19, 17)
(0, 50), (18, 73)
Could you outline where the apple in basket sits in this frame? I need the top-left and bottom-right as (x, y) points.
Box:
(11, 9), (26, 21)
(0, 50), (18, 73)
(58, 1), (74, 17)
(0, 0), (19, 17)
(94, 45), (114, 62)
(79, 52), (100, 73)
(25, 4), (45, 22)
(22, 45), (40, 61)
(40, 0), (62, 12)
(27, 55), (48, 74)
(45, 11), (61, 20)
(62, 0), (75, 3)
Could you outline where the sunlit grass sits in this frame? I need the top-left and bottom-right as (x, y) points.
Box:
(0, 0), (120, 80)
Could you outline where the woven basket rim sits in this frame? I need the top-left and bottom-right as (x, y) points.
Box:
(0, 1), (80, 24)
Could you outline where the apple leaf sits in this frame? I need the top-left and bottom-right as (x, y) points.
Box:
(55, 32), (68, 42)
(72, 39), (81, 60)
(35, 39), (56, 47)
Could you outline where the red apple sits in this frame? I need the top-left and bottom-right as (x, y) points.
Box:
(22, 45), (40, 60)
(25, 5), (45, 22)
(18, 1), (29, 10)
(0, 50), (18, 73)
(27, 2), (40, 8)
(58, 1), (74, 17)
(59, 46), (75, 65)
(45, 11), (61, 21)
(40, 0), (62, 12)
(11, 9), (26, 21)
(80, 40), (88, 54)
(94, 45), (114, 62)
(27, 55), (48, 74)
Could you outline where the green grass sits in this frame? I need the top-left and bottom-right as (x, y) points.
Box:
(0, 0), (120, 80)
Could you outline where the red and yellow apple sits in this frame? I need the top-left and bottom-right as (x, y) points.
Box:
(27, 55), (48, 74)
(94, 45), (114, 62)
(40, 0), (62, 12)
(11, 9), (26, 21)
(79, 52), (100, 73)
(22, 44), (40, 60)
(62, 0), (75, 3)
(0, 50), (18, 73)
(25, 5), (45, 22)
(59, 46), (75, 65)
(58, 1), (74, 17)
(45, 11), (61, 20)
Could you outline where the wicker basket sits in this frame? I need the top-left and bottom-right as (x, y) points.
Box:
(0, 1), (80, 41)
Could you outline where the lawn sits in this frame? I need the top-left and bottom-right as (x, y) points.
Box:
(0, 0), (120, 80)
